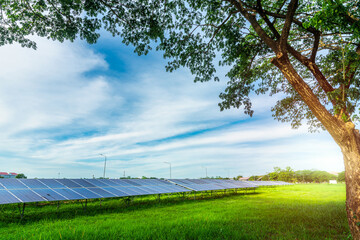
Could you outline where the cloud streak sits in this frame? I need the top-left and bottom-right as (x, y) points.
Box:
(0, 37), (344, 179)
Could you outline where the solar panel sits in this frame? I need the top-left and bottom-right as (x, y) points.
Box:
(9, 189), (46, 203)
(32, 188), (68, 201)
(169, 179), (258, 191)
(56, 179), (82, 188)
(88, 187), (116, 198)
(38, 179), (66, 188)
(53, 188), (85, 200)
(246, 181), (293, 186)
(71, 188), (101, 199)
(0, 178), (289, 206)
(0, 190), (21, 204)
(0, 179), (28, 189)
(102, 187), (129, 197)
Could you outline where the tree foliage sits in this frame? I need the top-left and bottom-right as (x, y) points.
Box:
(15, 173), (27, 179)
(0, 0), (102, 49)
(2, 1), (359, 131)
(81, 0), (360, 131)
(252, 167), (338, 183)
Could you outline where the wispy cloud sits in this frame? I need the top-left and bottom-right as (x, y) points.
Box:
(0, 37), (344, 179)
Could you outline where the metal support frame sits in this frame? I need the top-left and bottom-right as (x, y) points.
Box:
(57, 201), (60, 210)
(194, 191), (196, 200)
(158, 194), (161, 202)
(80, 199), (87, 212)
(18, 203), (26, 219)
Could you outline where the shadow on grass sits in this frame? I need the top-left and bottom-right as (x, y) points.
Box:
(0, 190), (260, 226)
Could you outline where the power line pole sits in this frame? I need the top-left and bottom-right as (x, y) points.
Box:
(164, 162), (172, 179)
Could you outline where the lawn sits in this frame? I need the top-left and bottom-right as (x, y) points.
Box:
(0, 184), (350, 240)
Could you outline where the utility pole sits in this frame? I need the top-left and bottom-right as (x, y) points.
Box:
(164, 162), (172, 179)
(99, 154), (107, 178)
(202, 166), (208, 178)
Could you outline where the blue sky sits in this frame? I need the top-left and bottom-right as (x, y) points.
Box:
(0, 34), (344, 179)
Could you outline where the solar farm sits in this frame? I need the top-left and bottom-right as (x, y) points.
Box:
(0, 178), (294, 217)
(0, 181), (349, 239)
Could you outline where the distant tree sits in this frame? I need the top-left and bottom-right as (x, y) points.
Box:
(267, 167), (295, 182)
(338, 171), (346, 182)
(15, 173), (27, 179)
(248, 176), (260, 181)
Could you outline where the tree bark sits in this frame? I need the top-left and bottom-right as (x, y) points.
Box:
(272, 55), (360, 239)
(341, 123), (360, 239)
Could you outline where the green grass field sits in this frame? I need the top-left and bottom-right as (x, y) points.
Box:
(0, 184), (350, 240)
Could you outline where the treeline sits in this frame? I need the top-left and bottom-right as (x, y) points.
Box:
(248, 167), (345, 183)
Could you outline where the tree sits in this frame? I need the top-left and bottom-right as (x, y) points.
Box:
(15, 173), (27, 179)
(0, 0), (101, 49)
(3, 0), (360, 237)
(338, 171), (346, 182)
(86, 1), (360, 236)
(267, 166), (295, 182)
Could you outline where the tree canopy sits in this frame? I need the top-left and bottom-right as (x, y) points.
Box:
(2, 1), (359, 132)
(86, 0), (360, 132)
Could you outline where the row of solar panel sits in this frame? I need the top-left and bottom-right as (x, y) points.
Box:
(0, 179), (191, 205)
(247, 181), (293, 186)
(0, 179), (291, 205)
(169, 179), (258, 191)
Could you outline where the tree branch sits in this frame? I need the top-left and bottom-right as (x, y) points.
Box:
(279, 0), (298, 49)
(227, 0), (278, 52)
(256, 0), (280, 39)
(286, 44), (336, 107)
(310, 31), (320, 62)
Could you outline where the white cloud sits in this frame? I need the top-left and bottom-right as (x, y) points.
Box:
(0, 38), (345, 179)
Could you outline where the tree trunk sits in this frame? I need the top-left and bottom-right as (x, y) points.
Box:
(341, 123), (360, 239)
(272, 56), (360, 239)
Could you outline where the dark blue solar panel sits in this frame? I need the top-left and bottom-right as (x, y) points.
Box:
(0, 190), (21, 204)
(139, 186), (159, 194)
(54, 188), (85, 200)
(122, 179), (141, 186)
(9, 189), (45, 203)
(105, 179), (123, 186)
(71, 188), (101, 199)
(114, 187), (142, 196)
(18, 179), (48, 189)
(38, 179), (66, 188)
(88, 188), (115, 198)
(56, 179), (82, 188)
(71, 179), (96, 188)
(32, 188), (68, 201)
(0, 179), (27, 189)
(86, 179), (110, 187)
(102, 187), (129, 197)
(116, 180), (135, 187)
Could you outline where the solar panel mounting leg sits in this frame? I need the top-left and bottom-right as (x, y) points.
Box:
(158, 194), (160, 202)
(18, 203), (25, 220)
(57, 201), (60, 210)
(194, 191), (196, 200)
(81, 199), (87, 212)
